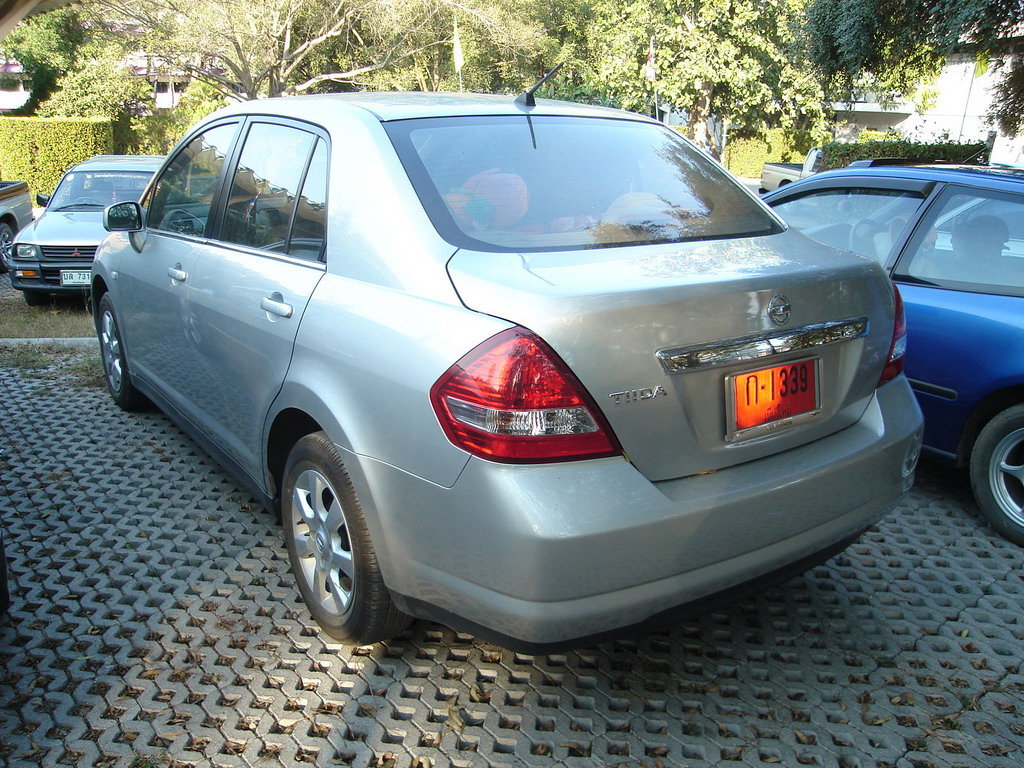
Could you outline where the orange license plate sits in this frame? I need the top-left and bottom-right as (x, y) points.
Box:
(732, 359), (818, 432)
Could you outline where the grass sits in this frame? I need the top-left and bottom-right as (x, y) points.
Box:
(0, 275), (95, 339)
(0, 342), (105, 389)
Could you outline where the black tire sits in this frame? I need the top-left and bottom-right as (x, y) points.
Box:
(96, 293), (148, 411)
(282, 431), (410, 643)
(0, 221), (13, 274)
(22, 290), (48, 307)
(970, 404), (1024, 545)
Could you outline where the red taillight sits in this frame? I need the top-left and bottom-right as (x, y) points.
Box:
(430, 328), (622, 463)
(878, 283), (907, 386)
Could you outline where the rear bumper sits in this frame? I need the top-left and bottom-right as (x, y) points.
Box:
(353, 377), (923, 646)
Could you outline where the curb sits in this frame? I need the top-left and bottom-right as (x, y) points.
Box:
(0, 337), (97, 348)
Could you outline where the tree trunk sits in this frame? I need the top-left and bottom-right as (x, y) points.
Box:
(688, 81), (715, 156)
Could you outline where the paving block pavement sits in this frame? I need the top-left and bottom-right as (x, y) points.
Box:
(1, 360), (1023, 768)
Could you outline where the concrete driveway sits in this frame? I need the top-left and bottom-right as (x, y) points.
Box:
(1, 353), (1023, 768)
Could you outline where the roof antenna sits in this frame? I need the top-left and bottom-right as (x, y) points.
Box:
(515, 63), (563, 107)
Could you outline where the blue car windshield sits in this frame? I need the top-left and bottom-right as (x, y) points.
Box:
(51, 170), (154, 210)
(386, 115), (780, 252)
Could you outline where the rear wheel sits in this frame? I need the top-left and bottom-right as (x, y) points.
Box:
(282, 432), (410, 643)
(97, 293), (148, 411)
(970, 405), (1024, 545)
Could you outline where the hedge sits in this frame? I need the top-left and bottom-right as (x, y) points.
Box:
(722, 129), (826, 178)
(821, 139), (988, 170)
(0, 117), (114, 196)
(856, 129), (898, 142)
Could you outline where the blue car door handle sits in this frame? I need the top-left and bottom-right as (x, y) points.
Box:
(167, 266), (187, 283)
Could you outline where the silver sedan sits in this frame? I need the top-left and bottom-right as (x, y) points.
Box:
(92, 93), (923, 649)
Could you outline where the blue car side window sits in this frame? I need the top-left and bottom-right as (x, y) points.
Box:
(901, 189), (1024, 293)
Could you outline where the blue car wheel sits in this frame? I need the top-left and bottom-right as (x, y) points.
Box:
(971, 405), (1024, 545)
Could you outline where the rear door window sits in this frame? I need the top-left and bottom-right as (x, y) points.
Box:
(288, 139), (328, 260)
(895, 186), (1024, 295)
(386, 115), (780, 252)
(220, 122), (319, 254)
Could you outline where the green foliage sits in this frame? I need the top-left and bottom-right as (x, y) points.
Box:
(857, 129), (899, 142)
(0, 8), (90, 113)
(587, 0), (828, 150)
(805, 0), (1024, 133)
(722, 129), (826, 177)
(821, 139), (989, 170)
(94, 0), (552, 100)
(717, 131), (981, 177)
(307, 0), (552, 96)
(124, 81), (227, 155)
(990, 55), (1024, 135)
(36, 46), (152, 152)
(0, 117), (113, 195)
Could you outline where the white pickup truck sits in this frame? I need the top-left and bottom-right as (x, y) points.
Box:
(0, 180), (34, 272)
(759, 147), (824, 193)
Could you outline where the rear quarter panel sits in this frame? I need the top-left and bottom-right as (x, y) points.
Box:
(273, 274), (508, 490)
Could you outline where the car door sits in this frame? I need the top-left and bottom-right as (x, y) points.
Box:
(116, 121), (241, 413)
(182, 120), (329, 481)
(890, 184), (1024, 458)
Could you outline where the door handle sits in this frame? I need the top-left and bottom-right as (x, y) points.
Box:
(167, 266), (187, 283)
(261, 295), (293, 319)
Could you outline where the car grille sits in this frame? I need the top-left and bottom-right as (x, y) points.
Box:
(40, 245), (97, 260)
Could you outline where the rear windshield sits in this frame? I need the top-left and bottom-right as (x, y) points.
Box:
(385, 115), (780, 252)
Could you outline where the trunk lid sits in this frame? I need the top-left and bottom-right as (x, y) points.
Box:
(447, 229), (896, 481)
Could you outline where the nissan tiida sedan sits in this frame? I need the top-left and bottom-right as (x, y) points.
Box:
(93, 94), (923, 649)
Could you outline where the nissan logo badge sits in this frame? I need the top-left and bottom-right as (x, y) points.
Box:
(767, 294), (791, 326)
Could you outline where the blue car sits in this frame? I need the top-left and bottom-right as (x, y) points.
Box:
(765, 164), (1024, 544)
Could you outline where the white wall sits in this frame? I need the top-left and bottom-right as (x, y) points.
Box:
(896, 53), (1000, 141)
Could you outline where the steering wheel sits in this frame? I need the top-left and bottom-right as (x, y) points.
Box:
(849, 219), (882, 259)
(163, 208), (204, 235)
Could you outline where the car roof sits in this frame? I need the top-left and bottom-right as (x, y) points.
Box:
(208, 91), (652, 123)
(69, 155), (165, 173)
(804, 163), (1024, 193)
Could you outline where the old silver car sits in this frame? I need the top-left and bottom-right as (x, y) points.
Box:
(10, 154), (161, 305)
(93, 93), (923, 648)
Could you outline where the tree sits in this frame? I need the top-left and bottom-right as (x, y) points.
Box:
(90, 0), (549, 101)
(330, 0), (551, 94)
(805, 0), (1024, 134)
(36, 43), (154, 151)
(0, 8), (91, 113)
(587, 0), (827, 153)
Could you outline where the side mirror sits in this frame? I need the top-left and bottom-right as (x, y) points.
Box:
(104, 201), (143, 232)
(35, 193), (49, 208)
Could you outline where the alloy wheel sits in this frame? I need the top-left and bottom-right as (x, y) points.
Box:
(290, 469), (354, 618)
(989, 426), (1024, 526)
(100, 310), (123, 394)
